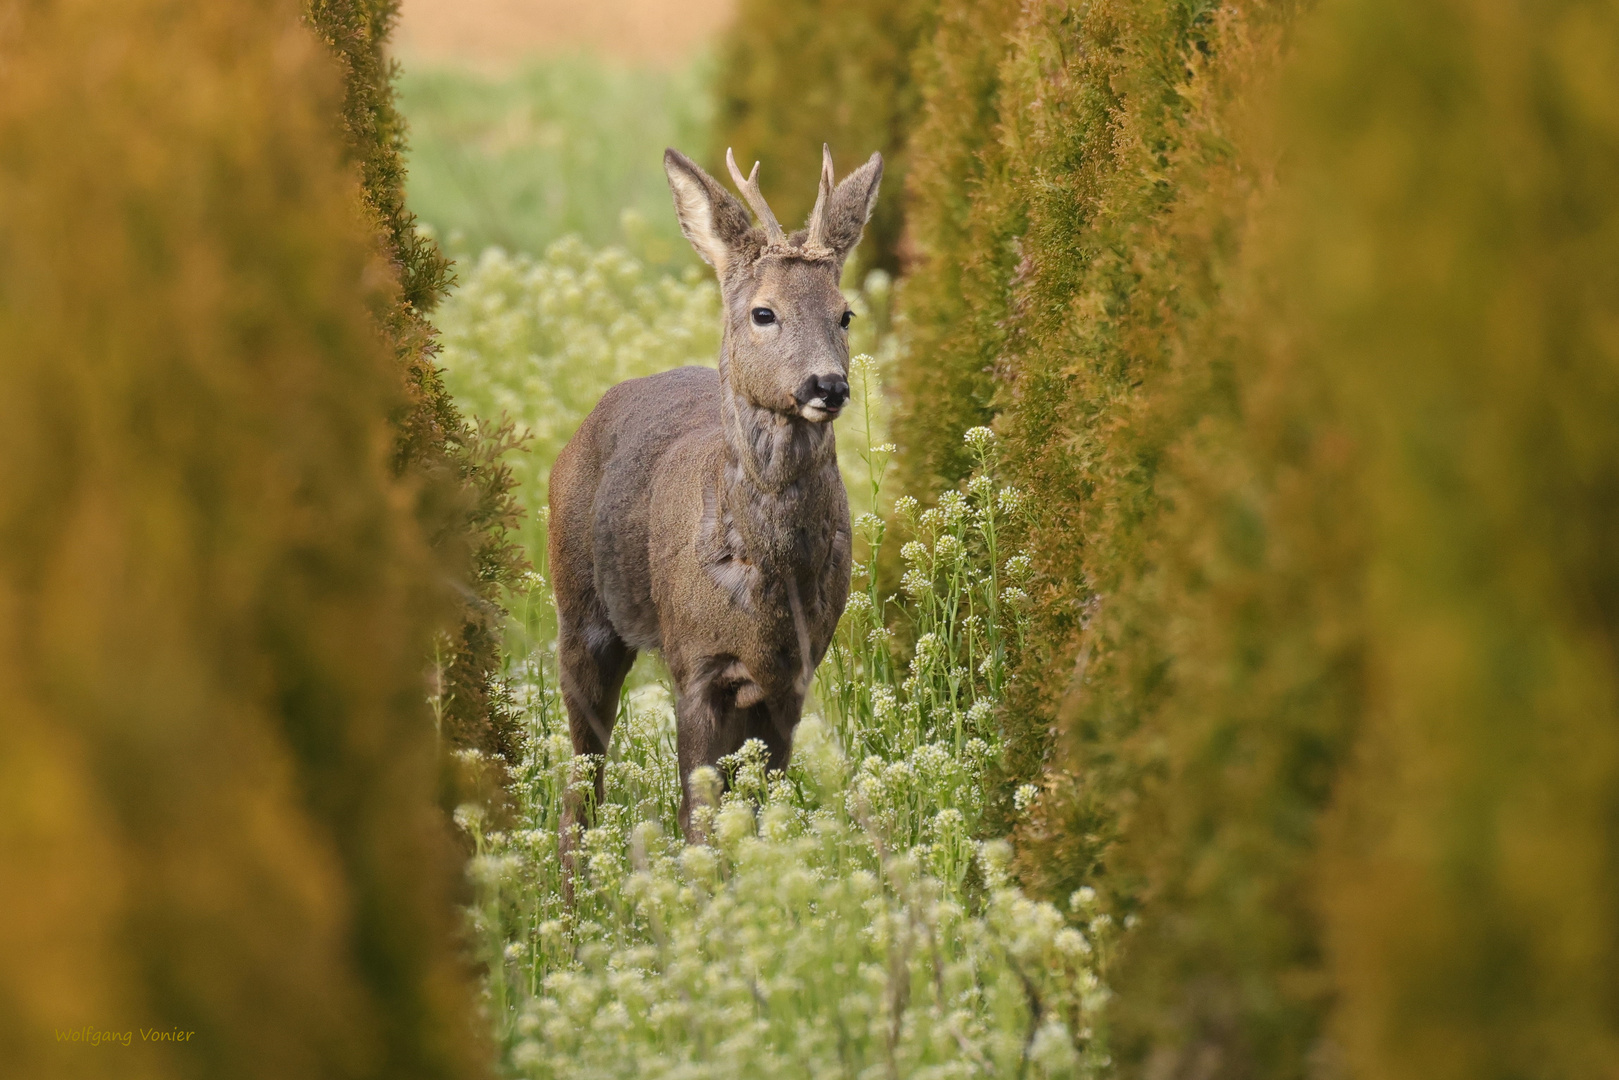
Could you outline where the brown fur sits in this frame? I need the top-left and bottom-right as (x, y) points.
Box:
(550, 147), (883, 851)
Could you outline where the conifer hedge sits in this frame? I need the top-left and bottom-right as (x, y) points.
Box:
(888, 0), (1024, 496)
(0, 1), (487, 1076)
(723, 0), (1619, 1072)
(305, 0), (527, 763)
(898, 0), (1619, 1071)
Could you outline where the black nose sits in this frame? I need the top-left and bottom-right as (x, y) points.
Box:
(796, 374), (849, 411)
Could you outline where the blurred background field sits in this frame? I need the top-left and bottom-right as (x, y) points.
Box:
(393, 0), (733, 67)
(398, 59), (711, 266)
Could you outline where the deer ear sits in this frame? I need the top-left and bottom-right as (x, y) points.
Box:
(811, 151), (883, 262)
(664, 148), (753, 274)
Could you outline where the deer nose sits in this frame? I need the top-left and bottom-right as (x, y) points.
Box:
(796, 374), (849, 413)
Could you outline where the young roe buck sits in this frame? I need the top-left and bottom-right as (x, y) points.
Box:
(550, 145), (882, 845)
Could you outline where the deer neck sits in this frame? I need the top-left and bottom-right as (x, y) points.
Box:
(718, 381), (839, 567)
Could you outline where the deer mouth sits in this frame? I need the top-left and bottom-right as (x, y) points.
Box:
(797, 399), (843, 422)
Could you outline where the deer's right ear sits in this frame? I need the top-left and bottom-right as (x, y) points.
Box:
(664, 149), (753, 274)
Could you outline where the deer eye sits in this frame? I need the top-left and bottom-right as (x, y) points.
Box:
(840, 310), (855, 329)
(751, 307), (776, 326)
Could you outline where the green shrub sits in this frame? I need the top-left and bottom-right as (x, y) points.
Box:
(895, 0), (1264, 837)
(711, 0), (933, 277)
(895, 0), (1358, 1070)
(894, 0), (1619, 1073)
(399, 57), (712, 270)
(306, 0), (527, 763)
(0, 1), (486, 1077)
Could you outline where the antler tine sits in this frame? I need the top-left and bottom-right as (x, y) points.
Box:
(726, 147), (786, 245)
(805, 144), (837, 251)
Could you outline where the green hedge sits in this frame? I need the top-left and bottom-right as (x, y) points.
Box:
(887, 0), (1024, 498)
(306, 0), (527, 763)
(889, 0), (1619, 1073)
(0, 1), (487, 1076)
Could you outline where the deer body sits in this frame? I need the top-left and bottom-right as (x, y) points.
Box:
(550, 146), (882, 842)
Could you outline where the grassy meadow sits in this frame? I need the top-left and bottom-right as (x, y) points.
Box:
(405, 54), (1101, 1076)
(399, 58), (712, 270)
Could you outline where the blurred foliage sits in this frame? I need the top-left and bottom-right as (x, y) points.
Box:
(896, 0), (1256, 847)
(306, 0), (528, 764)
(1291, 0), (1619, 1073)
(711, 0), (933, 278)
(886, 0), (1619, 1074)
(398, 57), (712, 272)
(1003, 7), (1354, 1073)
(0, 0), (488, 1077)
(889, 0), (1342, 1068)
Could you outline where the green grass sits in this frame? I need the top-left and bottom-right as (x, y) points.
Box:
(399, 56), (712, 270)
(460, 405), (1112, 1078)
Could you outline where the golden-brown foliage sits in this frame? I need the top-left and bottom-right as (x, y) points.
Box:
(0, 1), (488, 1076)
(1292, 0), (1619, 1072)
(887, 0), (1023, 497)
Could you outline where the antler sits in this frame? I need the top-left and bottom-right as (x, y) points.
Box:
(726, 147), (786, 246)
(804, 144), (837, 252)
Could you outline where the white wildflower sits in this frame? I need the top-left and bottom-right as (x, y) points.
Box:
(997, 486), (1027, 515)
(937, 490), (969, 525)
(963, 426), (996, 450)
(452, 803), (485, 832)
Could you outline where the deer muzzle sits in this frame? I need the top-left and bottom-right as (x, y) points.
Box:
(795, 373), (849, 421)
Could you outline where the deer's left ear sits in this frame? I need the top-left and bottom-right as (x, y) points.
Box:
(806, 149), (883, 263)
(664, 148), (755, 274)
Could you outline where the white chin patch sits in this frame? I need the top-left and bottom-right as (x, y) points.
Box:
(798, 400), (837, 422)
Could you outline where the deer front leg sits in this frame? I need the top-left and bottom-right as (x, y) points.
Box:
(556, 613), (635, 896)
(672, 662), (750, 842)
(744, 693), (804, 776)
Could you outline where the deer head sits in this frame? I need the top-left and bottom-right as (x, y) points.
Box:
(664, 145), (882, 423)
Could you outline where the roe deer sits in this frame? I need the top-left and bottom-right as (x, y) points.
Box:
(549, 145), (882, 850)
